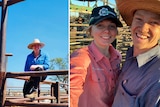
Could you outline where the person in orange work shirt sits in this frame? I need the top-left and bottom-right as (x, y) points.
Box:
(70, 5), (123, 107)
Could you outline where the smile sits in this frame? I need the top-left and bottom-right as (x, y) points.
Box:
(102, 36), (110, 39)
(136, 33), (149, 39)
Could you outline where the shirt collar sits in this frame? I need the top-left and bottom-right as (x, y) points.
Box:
(31, 50), (42, 56)
(89, 41), (120, 62)
(136, 45), (160, 67)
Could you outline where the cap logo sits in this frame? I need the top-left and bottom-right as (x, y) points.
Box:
(98, 7), (116, 17)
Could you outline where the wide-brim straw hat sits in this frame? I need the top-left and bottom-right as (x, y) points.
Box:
(28, 39), (45, 49)
(116, 0), (160, 26)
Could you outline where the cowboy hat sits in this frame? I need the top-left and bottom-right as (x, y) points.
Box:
(116, 0), (160, 26)
(28, 39), (45, 49)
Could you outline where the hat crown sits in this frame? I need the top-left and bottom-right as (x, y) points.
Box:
(116, 0), (160, 26)
(33, 39), (41, 43)
(89, 5), (122, 27)
(28, 38), (45, 49)
(91, 6), (116, 18)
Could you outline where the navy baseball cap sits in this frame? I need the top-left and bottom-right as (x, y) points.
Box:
(89, 5), (123, 27)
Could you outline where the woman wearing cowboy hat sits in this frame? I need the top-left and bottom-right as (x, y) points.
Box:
(112, 0), (160, 107)
(23, 38), (49, 99)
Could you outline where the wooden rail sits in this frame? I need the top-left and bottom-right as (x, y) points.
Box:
(0, 70), (68, 107)
(70, 23), (88, 27)
(70, 35), (93, 53)
(6, 70), (68, 78)
(5, 100), (68, 107)
(70, 20), (93, 53)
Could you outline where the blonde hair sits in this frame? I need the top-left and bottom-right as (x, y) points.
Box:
(86, 25), (92, 37)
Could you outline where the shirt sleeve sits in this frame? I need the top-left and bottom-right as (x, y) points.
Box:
(42, 54), (49, 70)
(24, 55), (30, 72)
(135, 79), (160, 107)
(143, 81), (160, 107)
(24, 52), (49, 71)
(70, 50), (90, 107)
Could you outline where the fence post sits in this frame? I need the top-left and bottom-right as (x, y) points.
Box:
(0, 72), (6, 106)
(53, 82), (60, 103)
(51, 83), (54, 103)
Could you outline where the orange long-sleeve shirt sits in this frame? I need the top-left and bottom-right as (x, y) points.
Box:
(70, 42), (122, 107)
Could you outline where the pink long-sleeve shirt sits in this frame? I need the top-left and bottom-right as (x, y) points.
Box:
(70, 42), (122, 107)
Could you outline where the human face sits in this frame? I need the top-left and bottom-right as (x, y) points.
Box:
(91, 19), (118, 49)
(131, 10), (160, 56)
(32, 44), (41, 52)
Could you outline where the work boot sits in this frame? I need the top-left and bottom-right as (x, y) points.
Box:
(25, 88), (38, 101)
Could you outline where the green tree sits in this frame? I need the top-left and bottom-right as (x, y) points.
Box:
(50, 57), (68, 70)
(49, 57), (68, 93)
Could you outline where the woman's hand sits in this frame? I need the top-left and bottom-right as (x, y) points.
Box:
(30, 65), (43, 70)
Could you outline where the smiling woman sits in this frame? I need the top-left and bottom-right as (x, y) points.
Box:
(70, 5), (122, 107)
(22, 38), (49, 98)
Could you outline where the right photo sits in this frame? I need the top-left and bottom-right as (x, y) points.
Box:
(70, 0), (160, 107)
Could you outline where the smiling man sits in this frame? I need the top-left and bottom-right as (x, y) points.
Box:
(112, 0), (160, 107)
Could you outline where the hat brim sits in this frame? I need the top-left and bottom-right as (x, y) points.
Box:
(90, 15), (123, 27)
(28, 43), (45, 49)
(116, 0), (160, 26)
(95, 16), (123, 27)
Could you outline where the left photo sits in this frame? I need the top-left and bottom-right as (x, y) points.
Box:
(0, 0), (69, 106)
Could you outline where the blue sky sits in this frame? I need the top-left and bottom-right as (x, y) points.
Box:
(4, 0), (68, 87)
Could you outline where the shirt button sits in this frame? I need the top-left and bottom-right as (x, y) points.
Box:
(110, 69), (112, 72)
(98, 78), (100, 81)
(123, 79), (127, 84)
(122, 92), (124, 95)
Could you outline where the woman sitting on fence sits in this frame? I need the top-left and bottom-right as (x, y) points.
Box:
(23, 38), (49, 99)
